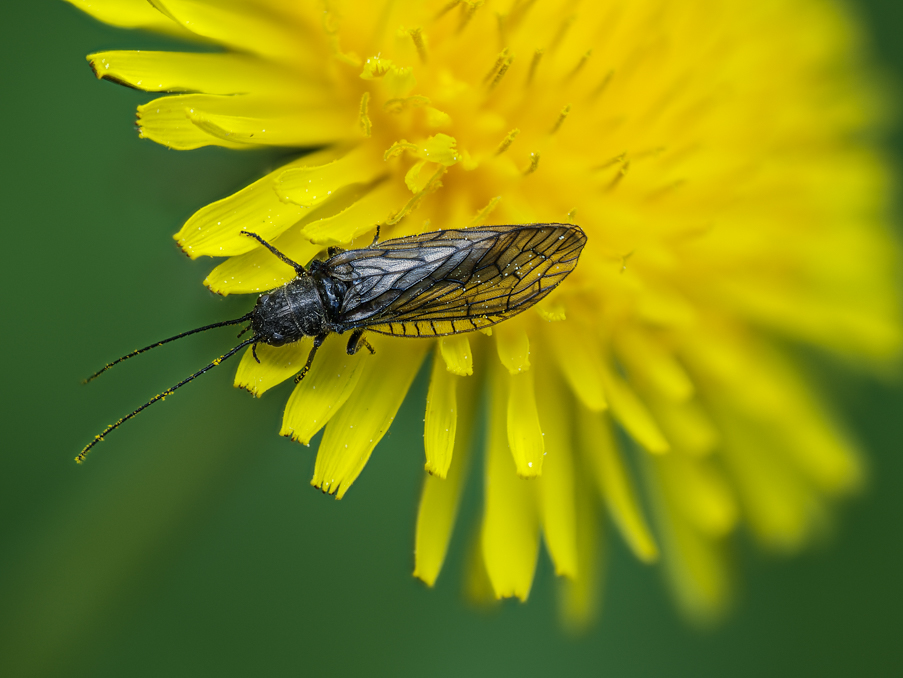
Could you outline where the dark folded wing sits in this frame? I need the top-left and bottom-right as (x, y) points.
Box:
(326, 223), (587, 337)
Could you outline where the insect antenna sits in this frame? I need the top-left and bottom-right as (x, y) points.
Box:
(76, 337), (256, 464)
(83, 313), (253, 384)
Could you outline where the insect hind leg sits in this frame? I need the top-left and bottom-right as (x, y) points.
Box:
(346, 329), (375, 356)
(294, 334), (327, 384)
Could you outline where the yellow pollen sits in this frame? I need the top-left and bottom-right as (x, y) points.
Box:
(606, 160), (630, 191)
(567, 209), (577, 222)
(434, 0), (461, 20)
(457, 1), (484, 33)
(408, 27), (428, 63)
(567, 50), (593, 81)
(523, 152), (540, 175)
(597, 152), (627, 170)
(484, 48), (510, 83)
(495, 128), (520, 155)
(526, 48), (544, 86)
(589, 69), (615, 101)
(549, 13), (576, 53)
(550, 104), (571, 134)
(488, 57), (514, 91)
(466, 196), (501, 228)
(358, 92), (372, 137)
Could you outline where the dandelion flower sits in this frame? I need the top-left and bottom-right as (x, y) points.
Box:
(70, 0), (901, 624)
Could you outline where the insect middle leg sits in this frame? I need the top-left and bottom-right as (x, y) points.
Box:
(294, 334), (327, 383)
(346, 329), (375, 356)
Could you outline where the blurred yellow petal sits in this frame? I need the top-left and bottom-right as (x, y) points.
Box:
(312, 339), (427, 498)
(547, 325), (607, 411)
(64, 0), (188, 34)
(414, 373), (479, 585)
(175, 147), (343, 258)
(715, 405), (825, 552)
(506, 370), (544, 478)
(599, 357), (670, 454)
(280, 337), (366, 446)
(233, 339), (312, 397)
(644, 392), (720, 458)
(645, 456), (733, 624)
(535, 363), (578, 578)
(557, 473), (605, 630)
(481, 363), (540, 600)
(423, 350), (457, 479)
(656, 454), (738, 538)
(439, 336), (473, 376)
(495, 323), (530, 374)
(578, 408), (659, 563)
(614, 326), (694, 402)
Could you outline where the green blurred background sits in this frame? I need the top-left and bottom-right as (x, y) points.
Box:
(1, 2), (901, 676)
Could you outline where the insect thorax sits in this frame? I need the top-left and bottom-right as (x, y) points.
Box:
(251, 276), (328, 346)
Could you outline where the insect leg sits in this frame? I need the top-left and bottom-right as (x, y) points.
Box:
(370, 225), (381, 246)
(251, 342), (260, 363)
(346, 329), (376, 356)
(294, 334), (327, 383)
(240, 231), (306, 275)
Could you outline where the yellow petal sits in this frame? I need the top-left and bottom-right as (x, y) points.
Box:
(204, 237), (323, 296)
(481, 363), (540, 600)
(280, 336), (366, 445)
(645, 393), (720, 458)
(87, 51), (300, 95)
(423, 351), (457, 478)
(557, 473), (605, 630)
(301, 181), (408, 246)
(233, 339), (312, 397)
(547, 325), (607, 411)
(614, 326), (694, 402)
(439, 335), (473, 376)
(715, 405), (825, 552)
(138, 92), (352, 150)
(578, 408), (659, 563)
(598, 357), (670, 454)
(148, 0), (316, 62)
(65, 0), (190, 34)
(506, 370), (544, 478)
(274, 146), (384, 208)
(414, 373), (479, 585)
(312, 339), (427, 498)
(645, 456), (733, 624)
(657, 454), (738, 538)
(535, 363), (578, 578)
(175, 147), (343, 258)
(495, 323), (530, 374)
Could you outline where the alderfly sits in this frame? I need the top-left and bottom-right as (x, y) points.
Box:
(77, 223), (587, 462)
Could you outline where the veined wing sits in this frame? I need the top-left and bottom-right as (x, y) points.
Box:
(326, 223), (586, 337)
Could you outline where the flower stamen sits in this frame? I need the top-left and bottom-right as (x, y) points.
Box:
(550, 104), (572, 135)
(495, 128), (520, 155)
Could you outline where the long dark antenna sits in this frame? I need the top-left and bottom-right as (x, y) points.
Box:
(76, 337), (256, 463)
(83, 313), (252, 383)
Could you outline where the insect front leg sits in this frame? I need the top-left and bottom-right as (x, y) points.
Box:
(240, 231), (306, 275)
(294, 334), (327, 383)
(346, 329), (375, 356)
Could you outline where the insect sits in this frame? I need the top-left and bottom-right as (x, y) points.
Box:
(77, 222), (587, 462)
